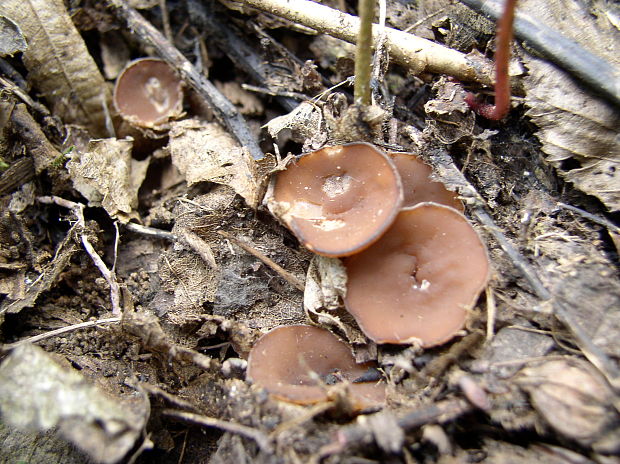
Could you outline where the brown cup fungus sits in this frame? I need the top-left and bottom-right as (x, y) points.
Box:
(271, 143), (403, 257)
(113, 58), (183, 129)
(388, 152), (464, 212)
(344, 203), (489, 346)
(247, 325), (386, 409)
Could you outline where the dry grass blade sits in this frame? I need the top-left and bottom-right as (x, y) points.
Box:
(218, 230), (305, 292)
(163, 410), (273, 454)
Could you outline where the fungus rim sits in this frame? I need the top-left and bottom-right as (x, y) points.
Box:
(270, 142), (404, 258)
(112, 57), (184, 129)
(246, 324), (386, 408)
(343, 202), (490, 347)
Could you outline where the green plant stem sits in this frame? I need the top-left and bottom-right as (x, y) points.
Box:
(354, 0), (375, 106)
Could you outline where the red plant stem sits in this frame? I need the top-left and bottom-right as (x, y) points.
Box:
(466, 0), (518, 120)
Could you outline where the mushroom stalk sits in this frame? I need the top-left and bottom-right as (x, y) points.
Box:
(354, 0), (375, 105)
(465, 0), (517, 120)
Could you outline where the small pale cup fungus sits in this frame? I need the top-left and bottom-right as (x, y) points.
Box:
(113, 58), (183, 129)
(344, 203), (489, 346)
(270, 143), (403, 257)
(388, 152), (464, 212)
(246, 325), (386, 409)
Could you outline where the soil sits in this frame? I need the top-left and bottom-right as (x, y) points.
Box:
(0, 0), (618, 463)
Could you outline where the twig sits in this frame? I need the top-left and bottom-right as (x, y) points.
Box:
(1, 317), (121, 351)
(556, 202), (620, 235)
(0, 58), (29, 90)
(370, 0), (388, 86)
(354, 0), (375, 105)
(106, 0), (264, 160)
(0, 157), (34, 196)
(241, 83), (308, 101)
(237, 0), (496, 85)
(320, 399), (472, 456)
(271, 401), (334, 438)
(8, 102), (62, 172)
(157, 0), (173, 42)
(194, 1), (299, 112)
(178, 228), (218, 270)
(112, 222), (120, 273)
(485, 287), (497, 341)
(217, 230), (305, 292)
(162, 409), (272, 454)
(124, 222), (176, 240)
(37, 196), (122, 316)
(458, 0), (620, 108)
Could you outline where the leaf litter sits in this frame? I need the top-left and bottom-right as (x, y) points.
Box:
(0, 0), (619, 462)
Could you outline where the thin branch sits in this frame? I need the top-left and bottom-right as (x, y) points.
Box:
(320, 399), (472, 457)
(106, 0), (264, 160)
(237, 0), (496, 85)
(556, 202), (620, 235)
(37, 196), (122, 316)
(163, 409), (272, 454)
(193, 1), (299, 112)
(485, 287), (497, 341)
(178, 228), (218, 270)
(1, 317), (121, 351)
(124, 222), (176, 241)
(157, 0), (173, 42)
(217, 230), (305, 292)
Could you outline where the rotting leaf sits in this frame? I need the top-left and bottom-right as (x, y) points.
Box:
(0, 15), (27, 56)
(122, 310), (213, 370)
(303, 255), (347, 312)
(517, 358), (620, 453)
(265, 101), (326, 150)
(303, 257), (369, 354)
(424, 76), (475, 144)
(0, 422), (90, 464)
(168, 119), (260, 207)
(0, 0), (111, 137)
(66, 138), (148, 222)
(0, 221), (80, 319)
(520, 0), (620, 211)
(0, 344), (149, 464)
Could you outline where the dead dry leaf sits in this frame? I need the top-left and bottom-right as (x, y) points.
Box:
(521, 0), (620, 211)
(0, 0), (111, 137)
(0, 15), (27, 56)
(66, 138), (149, 221)
(168, 119), (260, 207)
(517, 358), (620, 453)
(265, 101), (324, 148)
(303, 255), (347, 312)
(0, 344), (149, 464)
(0, 221), (80, 319)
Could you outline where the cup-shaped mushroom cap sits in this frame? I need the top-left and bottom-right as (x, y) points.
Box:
(272, 143), (403, 257)
(247, 325), (386, 408)
(388, 152), (464, 212)
(344, 203), (489, 346)
(113, 58), (183, 128)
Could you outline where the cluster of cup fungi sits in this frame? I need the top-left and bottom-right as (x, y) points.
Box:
(250, 143), (490, 410)
(110, 58), (490, 411)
